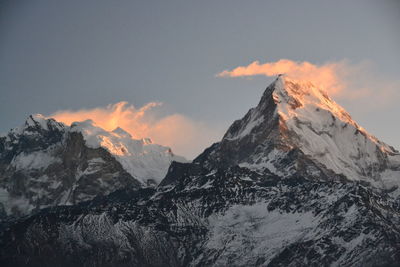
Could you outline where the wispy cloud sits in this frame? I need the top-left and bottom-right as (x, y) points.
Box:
(217, 59), (344, 95)
(217, 59), (400, 109)
(50, 102), (223, 159)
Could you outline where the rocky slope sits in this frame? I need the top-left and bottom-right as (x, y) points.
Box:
(1, 76), (400, 266)
(0, 115), (184, 218)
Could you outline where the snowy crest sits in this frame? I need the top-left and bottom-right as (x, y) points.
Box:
(272, 76), (400, 185)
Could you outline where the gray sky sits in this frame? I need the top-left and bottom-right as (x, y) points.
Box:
(1, 0), (399, 158)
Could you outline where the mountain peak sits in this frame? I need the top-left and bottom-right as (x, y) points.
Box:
(271, 76), (395, 152)
(25, 113), (47, 127)
(9, 114), (65, 136)
(261, 76), (353, 126)
(196, 76), (400, 192)
(68, 118), (186, 185)
(112, 127), (132, 138)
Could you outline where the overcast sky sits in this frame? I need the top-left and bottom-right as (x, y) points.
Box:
(1, 0), (399, 158)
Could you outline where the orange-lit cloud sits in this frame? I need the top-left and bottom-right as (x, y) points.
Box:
(50, 102), (224, 159)
(333, 60), (400, 111)
(217, 58), (400, 116)
(217, 59), (345, 95)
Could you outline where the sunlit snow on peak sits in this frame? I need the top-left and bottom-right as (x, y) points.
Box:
(70, 119), (186, 185)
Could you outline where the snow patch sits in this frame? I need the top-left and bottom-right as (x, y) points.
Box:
(205, 203), (319, 265)
(239, 149), (290, 176)
(11, 151), (61, 170)
(0, 188), (35, 215)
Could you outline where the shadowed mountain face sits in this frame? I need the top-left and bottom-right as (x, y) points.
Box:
(1, 77), (400, 267)
(0, 115), (183, 218)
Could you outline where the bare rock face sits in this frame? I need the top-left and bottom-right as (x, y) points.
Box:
(1, 77), (400, 267)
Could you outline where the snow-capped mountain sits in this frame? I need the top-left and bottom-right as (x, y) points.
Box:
(196, 76), (400, 193)
(69, 119), (186, 185)
(1, 76), (400, 267)
(0, 114), (185, 217)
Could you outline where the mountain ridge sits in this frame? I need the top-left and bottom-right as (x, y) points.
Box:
(1, 76), (400, 266)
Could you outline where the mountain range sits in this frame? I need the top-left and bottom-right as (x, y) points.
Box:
(0, 116), (185, 218)
(1, 76), (400, 266)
